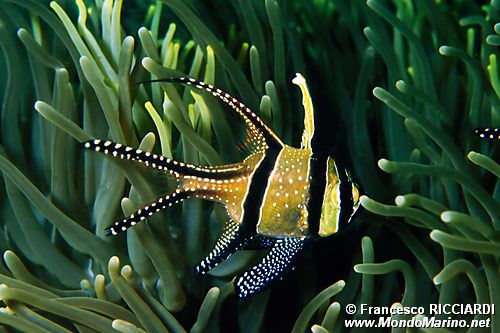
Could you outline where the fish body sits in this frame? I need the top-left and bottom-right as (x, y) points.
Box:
(84, 74), (361, 298)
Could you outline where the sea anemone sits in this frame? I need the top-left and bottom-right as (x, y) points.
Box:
(0, 0), (498, 332)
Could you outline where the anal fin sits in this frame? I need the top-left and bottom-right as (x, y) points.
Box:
(234, 237), (304, 299)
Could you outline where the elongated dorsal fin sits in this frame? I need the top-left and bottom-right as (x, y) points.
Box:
(144, 77), (284, 151)
(292, 73), (315, 150)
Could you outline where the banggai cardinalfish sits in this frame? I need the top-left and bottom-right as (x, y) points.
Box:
(84, 74), (361, 298)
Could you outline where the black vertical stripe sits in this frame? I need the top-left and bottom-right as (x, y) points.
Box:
(338, 167), (354, 230)
(307, 155), (328, 236)
(307, 156), (354, 236)
(240, 146), (282, 233)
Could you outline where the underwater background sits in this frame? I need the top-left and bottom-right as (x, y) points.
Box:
(0, 0), (499, 332)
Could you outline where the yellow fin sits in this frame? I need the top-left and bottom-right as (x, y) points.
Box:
(292, 73), (315, 150)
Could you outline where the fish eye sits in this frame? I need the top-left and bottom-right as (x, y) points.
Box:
(346, 178), (363, 225)
(351, 183), (361, 213)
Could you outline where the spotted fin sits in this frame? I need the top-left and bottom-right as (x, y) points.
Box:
(144, 77), (284, 151)
(105, 189), (191, 235)
(474, 127), (500, 140)
(194, 220), (247, 274)
(234, 237), (304, 298)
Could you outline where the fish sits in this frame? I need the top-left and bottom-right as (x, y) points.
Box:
(83, 73), (361, 298)
(474, 127), (500, 140)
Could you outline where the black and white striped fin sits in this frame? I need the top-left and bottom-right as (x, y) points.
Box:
(105, 189), (191, 236)
(234, 237), (304, 299)
(474, 127), (500, 140)
(144, 77), (284, 150)
(194, 220), (246, 274)
(83, 139), (243, 178)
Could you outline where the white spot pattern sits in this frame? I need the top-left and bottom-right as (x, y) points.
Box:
(171, 77), (285, 151)
(474, 127), (500, 140)
(83, 139), (244, 176)
(106, 189), (189, 235)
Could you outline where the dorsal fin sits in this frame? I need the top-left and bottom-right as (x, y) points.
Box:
(143, 77), (284, 151)
(292, 73), (315, 150)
